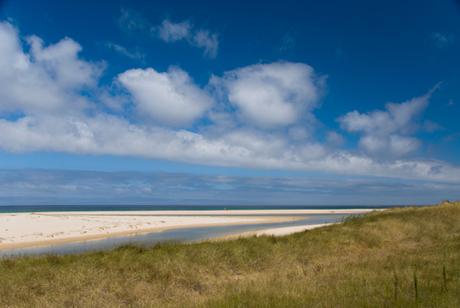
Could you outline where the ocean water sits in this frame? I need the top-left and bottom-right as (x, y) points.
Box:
(0, 204), (392, 213)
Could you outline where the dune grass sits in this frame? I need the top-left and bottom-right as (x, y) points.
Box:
(1, 202), (460, 307)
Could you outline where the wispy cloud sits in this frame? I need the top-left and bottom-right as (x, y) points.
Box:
(278, 33), (296, 52)
(117, 9), (219, 58)
(431, 32), (455, 48)
(155, 19), (219, 58)
(0, 169), (458, 205)
(158, 19), (191, 42)
(192, 30), (219, 58)
(104, 42), (145, 61)
(118, 8), (149, 33)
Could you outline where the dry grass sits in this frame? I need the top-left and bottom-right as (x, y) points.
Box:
(1, 201), (460, 307)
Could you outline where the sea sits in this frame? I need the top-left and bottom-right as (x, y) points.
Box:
(0, 204), (394, 213)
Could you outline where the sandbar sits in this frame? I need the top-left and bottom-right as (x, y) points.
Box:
(0, 209), (374, 249)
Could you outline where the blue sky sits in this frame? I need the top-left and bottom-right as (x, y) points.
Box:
(0, 0), (459, 205)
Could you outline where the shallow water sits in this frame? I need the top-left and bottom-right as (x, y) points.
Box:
(0, 214), (348, 257)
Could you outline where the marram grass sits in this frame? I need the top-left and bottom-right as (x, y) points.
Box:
(1, 201), (460, 307)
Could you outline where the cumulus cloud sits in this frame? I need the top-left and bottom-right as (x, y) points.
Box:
(118, 67), (213, 126)
(156, 19), (219, 58)
(211, 62), (324, 128)
(0, 22), (101, 115)
(338, 91), (434, 157)
(27, 35), (101, 89)
(1, 21), (459, 184)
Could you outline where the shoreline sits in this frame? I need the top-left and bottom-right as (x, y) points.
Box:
(0, 209), (374, 251)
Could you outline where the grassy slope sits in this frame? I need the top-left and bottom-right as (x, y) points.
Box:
(1, 202), (460, 307)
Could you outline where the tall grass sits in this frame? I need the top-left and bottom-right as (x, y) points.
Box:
(1, 201), (460, 307)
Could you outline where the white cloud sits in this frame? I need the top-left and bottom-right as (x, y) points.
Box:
(118, 67), (213, 126)
(0, 22), (101, 115)
(211, 62), (324, 128)
(358, 135), (420, 157)
(156, 19), (219, 58)
(158, 19), (191, 42)
(338, 91), (432, 157)
(1, 114), (460, 182)
(1, 21), (460, 184)
(192, 30), (218, 58)
(288, 126), (311, 141)
(326, 131), (344, 145)
(27, 35), (101, 89)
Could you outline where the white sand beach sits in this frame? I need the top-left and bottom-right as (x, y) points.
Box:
(0, 209), (374, 249)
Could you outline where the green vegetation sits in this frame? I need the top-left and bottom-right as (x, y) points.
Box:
(1, 202), (460, 307)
